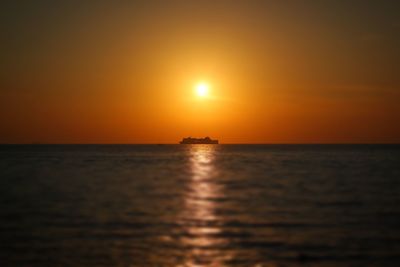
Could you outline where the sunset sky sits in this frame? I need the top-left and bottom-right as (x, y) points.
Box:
(1, 0), (399, 144)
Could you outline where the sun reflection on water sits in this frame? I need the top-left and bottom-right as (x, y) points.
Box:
(179, 145), (232, 267)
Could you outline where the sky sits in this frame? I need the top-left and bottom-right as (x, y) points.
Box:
(0, 0), (399, 144)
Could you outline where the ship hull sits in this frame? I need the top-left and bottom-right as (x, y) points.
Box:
(179, 140), (218, 144)
(179, 137), (219, 144)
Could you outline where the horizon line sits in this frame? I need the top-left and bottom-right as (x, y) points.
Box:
(0, 143), (399, 145)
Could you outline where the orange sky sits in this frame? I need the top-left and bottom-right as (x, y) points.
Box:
(1, 1), (399, 143)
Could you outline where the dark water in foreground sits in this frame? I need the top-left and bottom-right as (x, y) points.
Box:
(1, 145), (400, 267)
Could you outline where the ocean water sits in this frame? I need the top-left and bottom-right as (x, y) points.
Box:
(0, 144), (400, 267)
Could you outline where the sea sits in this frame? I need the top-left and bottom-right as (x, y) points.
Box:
(0, 144), (399, 267)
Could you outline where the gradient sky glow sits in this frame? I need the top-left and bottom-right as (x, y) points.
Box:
(1, 0), (399, 143)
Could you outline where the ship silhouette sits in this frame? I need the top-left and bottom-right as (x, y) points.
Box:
(179, 136), (219, 144)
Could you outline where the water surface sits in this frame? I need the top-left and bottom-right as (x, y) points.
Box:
(1, 144), (399, 266)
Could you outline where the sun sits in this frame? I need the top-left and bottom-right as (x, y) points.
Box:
(195, 82), (209, 97)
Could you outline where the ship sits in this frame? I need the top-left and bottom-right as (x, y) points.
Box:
(179, 136), (219, 144)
